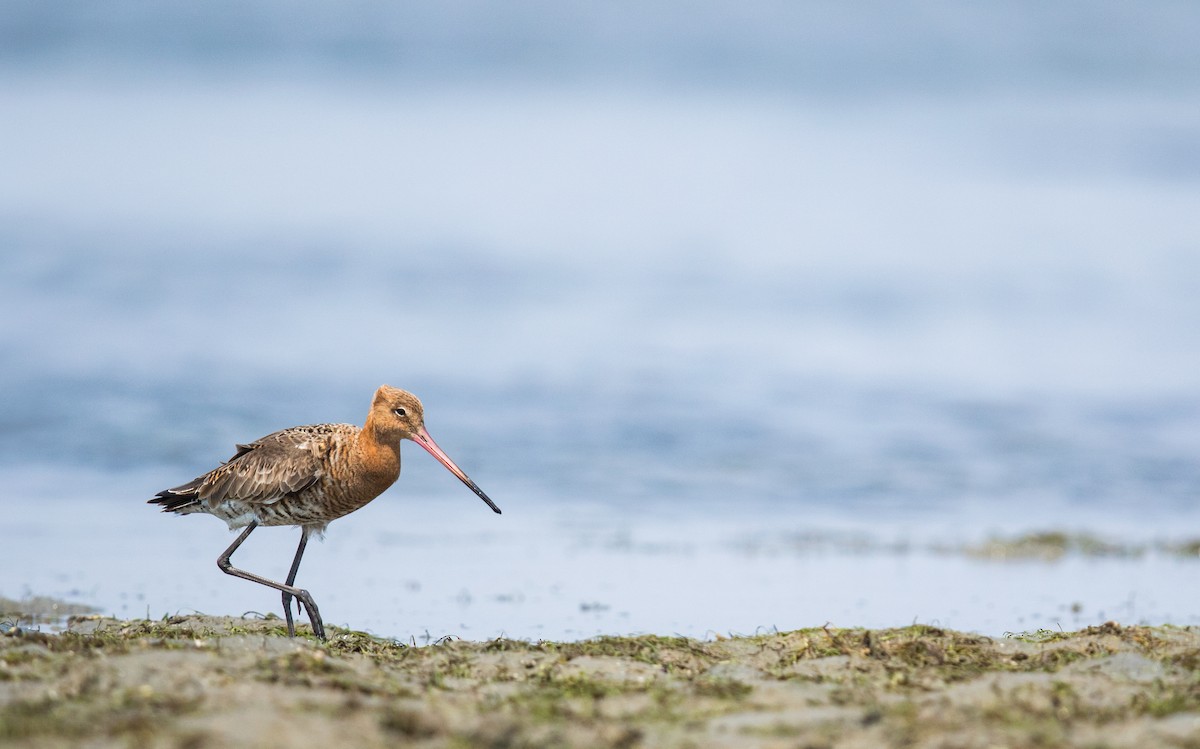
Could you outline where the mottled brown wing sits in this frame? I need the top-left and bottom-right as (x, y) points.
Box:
(195, 425), (343, 509)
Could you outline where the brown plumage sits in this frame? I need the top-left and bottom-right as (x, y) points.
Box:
(149, 385), (500, 639)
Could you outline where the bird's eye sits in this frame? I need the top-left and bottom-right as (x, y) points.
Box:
(393, 408), (407, 417)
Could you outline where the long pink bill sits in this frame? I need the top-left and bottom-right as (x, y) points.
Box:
(412, 426), (502, 514)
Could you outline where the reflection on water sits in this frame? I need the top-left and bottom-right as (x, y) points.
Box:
(2, 2), (1199, 639)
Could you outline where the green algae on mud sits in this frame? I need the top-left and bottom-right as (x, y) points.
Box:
(2, 615), (1199, 748)
(736, 528), (1200, 561)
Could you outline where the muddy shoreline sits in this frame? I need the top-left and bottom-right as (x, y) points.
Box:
(2, 613), (1198, 748)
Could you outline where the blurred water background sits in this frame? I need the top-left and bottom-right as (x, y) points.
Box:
(2, 2), (1200, 640)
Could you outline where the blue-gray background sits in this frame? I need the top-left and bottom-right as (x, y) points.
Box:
(2, 2), (1199, 639)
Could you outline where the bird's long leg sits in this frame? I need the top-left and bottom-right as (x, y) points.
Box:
(281, 527), (312, 638)
(216, 522), (326, 640)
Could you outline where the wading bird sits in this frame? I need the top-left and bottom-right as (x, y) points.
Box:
(149, 385), (500, 639)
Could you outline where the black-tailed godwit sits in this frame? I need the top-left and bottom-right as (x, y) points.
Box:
(149, 385), (500, 639)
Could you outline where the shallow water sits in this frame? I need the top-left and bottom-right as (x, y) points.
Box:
(2, 2), (1200, 640)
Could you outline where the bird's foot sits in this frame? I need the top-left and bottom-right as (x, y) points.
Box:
(289, 588), (325, 640)
(282, 592), (297, 637)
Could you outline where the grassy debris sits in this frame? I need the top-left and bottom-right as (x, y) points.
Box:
(1, 614), (1198, 748)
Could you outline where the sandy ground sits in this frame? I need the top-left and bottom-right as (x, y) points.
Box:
(1, 611), (1198, 749)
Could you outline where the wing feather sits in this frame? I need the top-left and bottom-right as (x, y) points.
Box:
(198, 427), (330, 508)
(150, 423), (355, 517)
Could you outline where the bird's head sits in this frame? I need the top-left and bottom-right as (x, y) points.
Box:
(370, 385), (501, 514)
(371, 385), (427, 440)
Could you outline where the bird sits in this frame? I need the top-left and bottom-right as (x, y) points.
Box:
(149, 385), (500, 640)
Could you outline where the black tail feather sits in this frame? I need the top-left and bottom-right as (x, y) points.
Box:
(149, 477), (204, 513)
